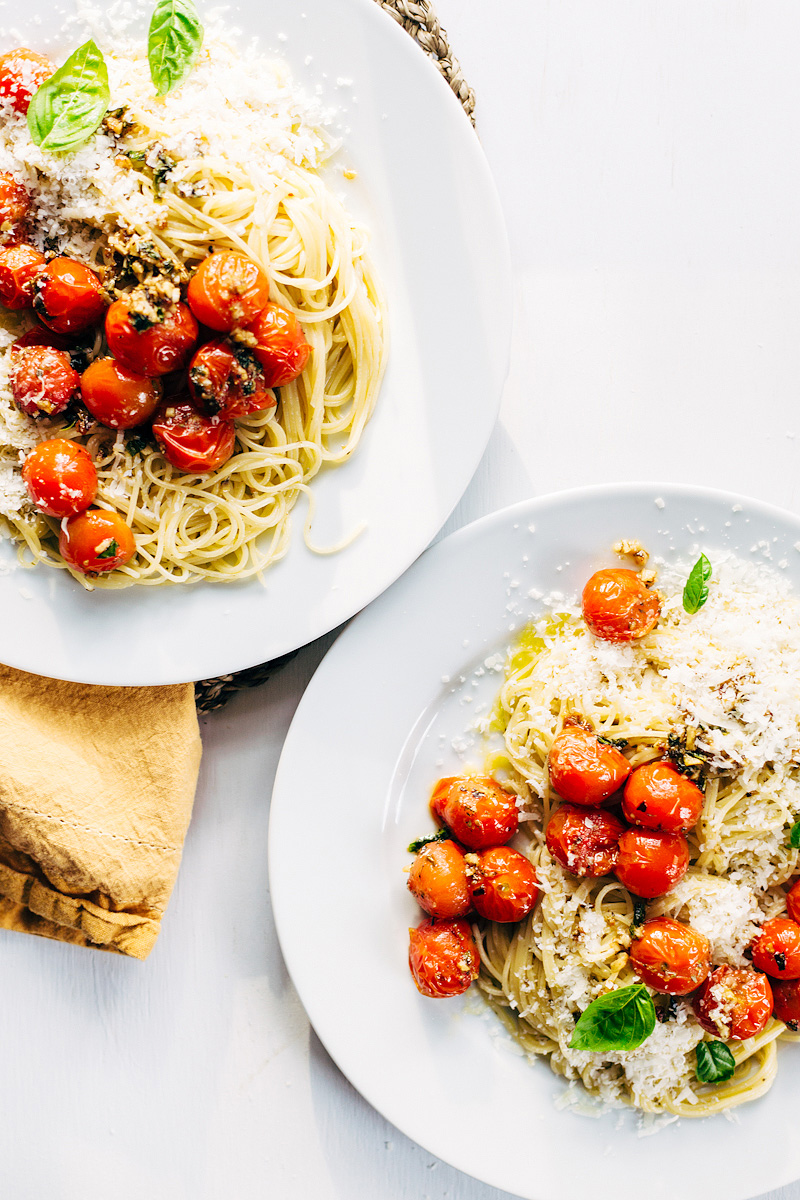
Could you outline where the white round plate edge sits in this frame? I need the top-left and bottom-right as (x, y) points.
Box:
(269, 481), (800, 1200)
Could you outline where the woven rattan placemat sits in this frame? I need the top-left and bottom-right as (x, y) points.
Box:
(194, 0), (474, 712)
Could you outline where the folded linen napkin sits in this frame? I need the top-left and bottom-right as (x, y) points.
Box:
(0, 664), (202, 959)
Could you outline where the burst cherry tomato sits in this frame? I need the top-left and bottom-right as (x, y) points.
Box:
(152, 396), (236, 473)
(105, 299), (199, 377)
(466, 846), (539, 923)
(10, 345), (79, 416)
(407, 839), (470, 919)
(81, 358), (160, 429)
(188, 338), (276, 418)
(771, 978), (800, 1028)
(32, 257), (106, 335)
(408, 917), (479, 999)
(629, 917), (710, 995)
(186, 251), (270, 332)
(614, 828), (689, 898)
(430, 775), (518, 850)
(786, 878), (800, 925)
(59, 509), (136, 575)
(548, 725), (631, 806)
(246, 302), (311, 387)
(21, 439), (97, 518)
(545, 804), (625, 877)
(0, 48), (53, 114)
(622, 762), (704, 834)
(582, 568), (661, 643)
(0, 171), (29, 242)
(750, 918), (800, 979)
(693, 966), (773, 1040)
(0, 243), (45, 309)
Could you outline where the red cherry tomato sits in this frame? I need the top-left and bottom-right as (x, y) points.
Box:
(407, 839), (471, 919)
(693, 966), (773, 1040)
(466, 846), (539, 923)
(21, 439), (97, 518)
(408, 917), (479, 999)
(0, 243), (45, 309)
(0, 48), (53, 114)
(786, 878), (800, 925)
(81, 357), (160, 429)
(771, 978), (800, 1028)
(59, 509), (136, 575)
(622, 762), (704, 834)
(152, 396), (236, 473)
(629, 916), (710, 995)
(12, 324), (72, 352)
(0, 171), (29, 242)
(32, 257), (106, 335)
(246, 302), (311, 387)
(9, 345), (79, 416)
(548, 725), (631, 806)
(186, 251), (270, 332)
(750, 918), (800, 979)
(615, 828), (689, 898)
(105, 299), (199, 377)
(188, 338), (276, 418)
(545, 804), (625, 877)
(430, 775), (518, 850)
(582, 568), (661, 643)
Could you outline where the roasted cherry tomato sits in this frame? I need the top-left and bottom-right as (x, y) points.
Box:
(188, 338), (276, 418)
(12, 324), (72, 352)
(771, 978), (800, 1028)
(186, 251), (270, 332)
(0, 243), (45, 309)
(750, 918), (800, 979)
(622, 762), (704, 834)
(0, 171), (29, 242)
(614, 828), (689, 898)
(81, 357), (160, 429)
(786, 878), (800, 925)
(105, 299), (199, 377)
(430, 775), (518, 850)
(152, 396), (236, 473)
(629, 916), (710, 995)
(548, 725), (631, 807)
(21, 439), (97, 518)
(9, 345), (79, 416)
(407, 838), (471, 919)
(408, 917), (480, 999)
(0, 48), (53, 114)
(545, 804), (625, 877)
(246, 301), (311, 387)
(32, 257), (106, 335)
(582, 568), (661, 643)
(466, 846), (539, 923)
(693, 966), (774, 1040)
(59, 508), (136, 575)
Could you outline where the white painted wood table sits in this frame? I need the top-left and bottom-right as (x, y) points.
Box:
(2, 1), (800, 1196)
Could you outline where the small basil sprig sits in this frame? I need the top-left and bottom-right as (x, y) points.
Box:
(790, 821), (800, 850)
(407, 829), (449, 853)
(149, 0), (204, 95)
(27, 40), (109, 154)
(695, 1040), (735, 1083)
(569, 984), (656, 1053)
(683, 554), (712, 614)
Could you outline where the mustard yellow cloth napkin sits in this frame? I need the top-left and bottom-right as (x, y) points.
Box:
(0, 664), (202, 959)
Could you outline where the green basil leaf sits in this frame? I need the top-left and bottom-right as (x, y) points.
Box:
(695, 1039), (736, 1083)
(27, 40), (110, 154)
(97, 539), (119, 560)
(407, 829), (449, 854)
(569, 984), (656, 1052)
(148, 0), (204, 96)
(790, 821), (800, 849)
(682, 554), (712, 614)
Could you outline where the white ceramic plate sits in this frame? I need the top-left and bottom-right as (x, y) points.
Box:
(0, 0), (510, 685)
(270, 483), (800, 1200)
